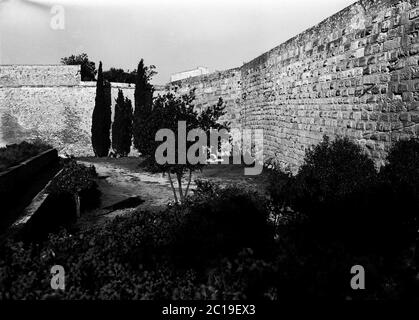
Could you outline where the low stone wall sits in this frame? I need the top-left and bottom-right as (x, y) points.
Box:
(0, 148), (58, 198)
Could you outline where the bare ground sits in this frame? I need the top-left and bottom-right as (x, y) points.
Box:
(75, 157), (271, 228)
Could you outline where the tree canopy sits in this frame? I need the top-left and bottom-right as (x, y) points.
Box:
(61, 53), (97, 81)
(91, 61), (112, 157)
(112, 89), (133, 157)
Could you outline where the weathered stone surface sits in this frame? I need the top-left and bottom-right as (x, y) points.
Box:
(2, 0), (419, 169)
(169, 0), (419, 170)
(0, 65), (80, 87)
(168, 68), (242, 132)
(0, 80), (135, 156)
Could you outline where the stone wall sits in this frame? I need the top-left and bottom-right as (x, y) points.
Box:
(170, 0), (419, 170)
(0, 65), (135, 155)
(0, 65), (80, 87)
(169, 67), (242, 131)
(3, 0), (419, 168)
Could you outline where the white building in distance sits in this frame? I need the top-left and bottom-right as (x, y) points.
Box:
(170, 66), (209, 82)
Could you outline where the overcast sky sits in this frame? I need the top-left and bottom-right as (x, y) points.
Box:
(0, 0), (357, 84)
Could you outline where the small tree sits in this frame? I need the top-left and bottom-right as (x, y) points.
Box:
(144, 91), (228, 203)
(91, 61), (112, 157)
(112, 89), (133, 157)
(61, 53), (96, 81)
(133, 59), (157, 156)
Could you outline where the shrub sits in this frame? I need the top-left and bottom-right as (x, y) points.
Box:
(21, 160), (101, 241)
(0, 211), (192, 299)
(0, 140), (52, 172)
(268, 136), (378, 249)
(377, 138), (419, 254)
(61, 53), (96, 81)
(48, 159), (99, 206)
(202, 248), (278, 300)
(168, 180), (275, 267)
(266, 136), (419, 299)
(293, 136), (376, 215)
(0, 205), (278, 300)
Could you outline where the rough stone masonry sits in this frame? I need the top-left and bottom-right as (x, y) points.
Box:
(2, 0), (419, 170)
(171, 0), (419, 170)
(0, 65), (136, 155)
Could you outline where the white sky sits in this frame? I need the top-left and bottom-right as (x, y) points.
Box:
(0, 0), (357, 84)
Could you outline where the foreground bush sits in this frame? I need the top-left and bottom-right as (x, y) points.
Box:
(2, 137), (419, 300)
(378, 138), (419, 257)
(269, 136), (378, 249)
(0, 203), (276, 300)
(267, 136), (419, 299)
(0, 140), (52, 172)
(169, 180), (275, 267)
(20, 159), (101, 241)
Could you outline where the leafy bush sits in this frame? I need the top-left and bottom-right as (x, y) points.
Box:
(202, 248), (278, 300)
(47, 158), (100, 212)
(168, 180), (275, 267)
(20, 159), (102, 241)
(0, 212), (189, 299)
(0, 140), (52, 172)
(292, 136), (376, 215)
(0, 205), (276, 300)
(268, 136), (379, 249)
(3, 137), (419, 300)
(376, 138), (419, 253)
(266, 136), (419, 299)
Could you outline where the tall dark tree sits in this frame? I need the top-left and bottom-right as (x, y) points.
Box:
(133, 59), (156, 156)
(61, 53), (97, 81)
(112, 89), (133, 157)
(91, 61), (112, 157)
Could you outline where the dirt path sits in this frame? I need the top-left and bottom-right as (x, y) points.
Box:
(75, 159), (178, 227)
(75, 157), (270, 228)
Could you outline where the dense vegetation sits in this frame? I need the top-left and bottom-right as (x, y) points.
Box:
(103, 68), (137, 84)
(140, 92), (228, 202)
(132, 59), (156, 156)
(0, 140), (52, 172)
(111, 90), (133, 157)
(91, 62), (112, 157)
(20, 159), (101, 241)
(61, 53), (96, 81)
(1, 137), (419, 300)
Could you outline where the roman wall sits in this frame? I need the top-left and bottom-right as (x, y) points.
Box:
(169, 67), (242, 131)
(169, 0), (419, 170)
(0, 65), (135, 155)
(3, 0), (419, 169)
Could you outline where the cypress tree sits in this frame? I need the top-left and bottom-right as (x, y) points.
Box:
(91, 61), (112, 157)
(112, 89), (133, 157)
(133, 59), (154, 156)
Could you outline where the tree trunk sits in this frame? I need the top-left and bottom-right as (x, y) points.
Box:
(167, 172), (178, 203)
(176, 172), (184, 201)
(184, 169), (193, 198)
(74, 193), (81, 218)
